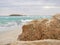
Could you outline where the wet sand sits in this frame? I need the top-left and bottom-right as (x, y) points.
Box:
(0, 27), (22, 45)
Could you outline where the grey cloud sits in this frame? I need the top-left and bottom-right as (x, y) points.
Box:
(0, 0), (60, 16)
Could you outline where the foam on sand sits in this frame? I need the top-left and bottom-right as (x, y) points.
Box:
(0, 25), (22, 45)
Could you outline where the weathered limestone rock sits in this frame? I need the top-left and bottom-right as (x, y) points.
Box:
(46, 14), (60, 39)
(18, 18), (48, 41)
(18, 14), (60, 41)
(41, 14), (60, 39)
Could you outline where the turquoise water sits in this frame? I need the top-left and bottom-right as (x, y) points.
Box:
(0, 15), (52, 32)
(0, 15), (51, 24)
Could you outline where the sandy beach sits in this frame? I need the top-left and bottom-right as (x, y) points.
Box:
(0, 26), (22, 45)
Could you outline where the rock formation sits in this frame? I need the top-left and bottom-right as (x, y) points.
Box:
(17, 18), (49, 41)
(46, 14), (60, 39)
(18, 14), (60, 41)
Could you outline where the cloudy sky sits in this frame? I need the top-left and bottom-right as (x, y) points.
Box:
(0, 0), (60, 16)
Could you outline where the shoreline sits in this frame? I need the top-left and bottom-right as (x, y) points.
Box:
(0, 28), (22, 45)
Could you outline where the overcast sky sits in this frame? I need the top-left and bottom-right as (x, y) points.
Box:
(0, 0), (60, 16)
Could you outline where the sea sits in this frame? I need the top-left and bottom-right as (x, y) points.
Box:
(0, 15), (52, 32)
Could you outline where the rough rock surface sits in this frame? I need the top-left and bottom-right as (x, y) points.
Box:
(18, 18), (48, 41)
(18, 14), (60, 41)
(47, 15), (60, 39)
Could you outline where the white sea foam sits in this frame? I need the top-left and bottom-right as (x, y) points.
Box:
(21, 19), (32, 25)
(0, 22), (21, 32)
